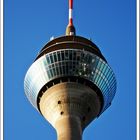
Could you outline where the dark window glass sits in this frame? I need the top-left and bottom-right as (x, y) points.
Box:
(88, 55), (92, 64)
(46, 56), (51, 64)
(57, 52), (61, 61)
(47, 69), (51, 79)
(104, 65), (109, 76)
(73, 52), (76, 61)
(50, 54), (53, 63)
(52, 67), (56, 76)
(56, 67), (59, 75)
(61, 51), (64, 60)
(81, 52), (85, 59)
(62, 66), (65, 75)
(76, 51), (81, 61)
(69, 61), (73, 74)
(59, 64), (62, 74)
(53, 53), (57, 62)
(66, 62), (69, 74)
(54, 64), (57, 76)
(84, 54), (89, 63)
(107, 72), (113, 82)
(69, 50), (72, 60)
(52, 63), (55, 68)
(65, 50), (69, 60)
(49, 68), (53, 78)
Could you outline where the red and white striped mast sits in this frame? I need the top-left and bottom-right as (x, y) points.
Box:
(66, 0), (76, 36)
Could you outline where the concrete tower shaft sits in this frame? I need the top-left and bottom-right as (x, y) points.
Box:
(39, 82), (101, 140)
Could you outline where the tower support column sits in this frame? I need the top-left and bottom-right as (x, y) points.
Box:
(55, 115), (82, 140)
(39, 82), (101, 140)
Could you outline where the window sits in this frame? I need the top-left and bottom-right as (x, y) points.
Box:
(50, 54), (53, 63)
(53, 52), (57, 62)
(57, 51), (61, 61)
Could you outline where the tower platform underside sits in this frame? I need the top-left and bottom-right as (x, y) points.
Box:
(40, 82), (101, 140)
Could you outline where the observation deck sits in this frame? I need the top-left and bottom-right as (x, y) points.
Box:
(24, 35), (117, 117)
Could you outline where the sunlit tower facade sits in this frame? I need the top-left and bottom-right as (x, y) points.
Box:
(24, 0), (117, 140)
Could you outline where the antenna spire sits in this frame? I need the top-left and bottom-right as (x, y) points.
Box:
(66, 0), (76, 36)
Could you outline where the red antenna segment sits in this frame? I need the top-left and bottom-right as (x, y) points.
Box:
(66, 0), (76, 36)
(69, 0), (73, 25)
(69, 0), (73, 9)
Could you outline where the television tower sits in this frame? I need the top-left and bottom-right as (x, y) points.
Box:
(24, 0), (117, 140)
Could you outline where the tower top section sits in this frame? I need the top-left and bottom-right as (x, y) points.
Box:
(66, 0), (76, 36)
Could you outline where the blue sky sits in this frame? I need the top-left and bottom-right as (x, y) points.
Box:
(4, 0), (136, 140)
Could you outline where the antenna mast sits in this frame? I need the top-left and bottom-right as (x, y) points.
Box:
(66, 0), (76, 36)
